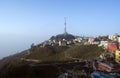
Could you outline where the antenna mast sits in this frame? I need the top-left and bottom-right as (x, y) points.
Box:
(64, 17), (67, 34)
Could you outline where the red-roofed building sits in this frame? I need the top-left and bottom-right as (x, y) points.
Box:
(107, 42), (119, 52)
(97, 61), (120, 72)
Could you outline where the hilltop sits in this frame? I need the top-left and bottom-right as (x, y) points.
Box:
(50, 33), (75, 41)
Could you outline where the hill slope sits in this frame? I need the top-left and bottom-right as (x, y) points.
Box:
(0, 44), (104, 78)
(65, 44), (104, 60)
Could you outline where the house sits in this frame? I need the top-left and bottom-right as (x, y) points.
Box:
(88, 37), (100, 45)
(97, 61), (120, 72)
(118, 37), (120, 49)
(115, 50), (120, 64)
(88, 37), (95, 44)
(59, 39), (67, 46)
(118, 37), (120, 43)
(108, 34), (119, 41)
(107, 41), (119, 52)
(73, 37), (82, 43)
(98, 41), (108, 49)
(98, 35), (109, 41)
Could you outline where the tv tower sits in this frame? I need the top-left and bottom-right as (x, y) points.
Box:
(64, 17), (67, 35)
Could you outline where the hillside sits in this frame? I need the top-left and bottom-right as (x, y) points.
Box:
(26, 44), (104, 61)
(26, 46), (69, 62)
(65, 44), (104, 60)
(0, 44), (104, 78)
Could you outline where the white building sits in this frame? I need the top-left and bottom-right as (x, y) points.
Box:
(98, 41), (108, 49)
(88, 37), (95, 44)
(118, 37), (120, 49)
(59, 39), (67, 46)
(118, 37), (120, 43)
(88, 37), (100, 45)
(108, 34), (119, 41)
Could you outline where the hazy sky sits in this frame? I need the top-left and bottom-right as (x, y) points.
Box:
(0, 0), (120, 58)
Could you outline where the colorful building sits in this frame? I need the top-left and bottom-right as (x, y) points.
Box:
(97, 61), (120, 72)
(97, 62), (114, 72)
(115, 50), (120, 64)
(107, 42), (119, 52)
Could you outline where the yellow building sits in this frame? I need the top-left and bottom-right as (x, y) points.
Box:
(115, 50), (120, 63)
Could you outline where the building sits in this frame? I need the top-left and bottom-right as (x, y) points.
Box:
(107, 41), (119, 52)
(98, 62), (114, 72)
(118, 37), (120, 43)
(98, 41), (108, 49)
(88, 37), (100, 45)
(98, 35), (109, 41)
(115, 50), (120, 64)
(88, 37), (95, 44)
(73, 37), (82, 43)
(108, 34), (119, 41)
(59, 39), (67, 46)
(97, 61), (120, 72)
(118, 37), (120, 49)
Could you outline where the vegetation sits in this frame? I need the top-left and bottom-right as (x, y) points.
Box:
(66, 44), (104, 60)
(27, 44), (104, 61)
(27, 46), (69, 62)
(0, 44), (104, 78)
